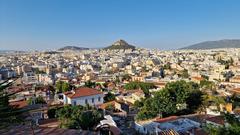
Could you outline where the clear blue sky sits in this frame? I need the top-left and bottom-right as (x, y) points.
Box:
(1, 0), (240, 51)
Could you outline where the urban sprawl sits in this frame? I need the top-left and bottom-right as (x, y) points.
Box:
(1, 40), (240, 135)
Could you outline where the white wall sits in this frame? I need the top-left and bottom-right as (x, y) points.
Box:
(64, 94), (104, 106)
(135, 122), (148, 134)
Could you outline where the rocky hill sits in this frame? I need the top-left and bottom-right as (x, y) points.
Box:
(104, 39), (136, 50)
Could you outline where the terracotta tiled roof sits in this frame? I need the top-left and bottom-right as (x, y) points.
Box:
(95, 80), (105, 82)
(154, 82), (167, 85)
(39, 118), (60, 128)
(9, 100), (28, 109)
(64, 87), (103, 99)
(191, 76), (204, 81)
(0, 126), (98, 135)
(232, 75), (240, 79)
(155, 116), (179, 123)
(99, 101), (116, 109)
(230, 88), (240, 93)
(193, 128), (208, 135)
(206, 116), (225, 125)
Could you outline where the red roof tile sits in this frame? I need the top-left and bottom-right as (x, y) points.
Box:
(99, 101), (116, 109)
(155, 116), (179, 123)
(193, 128), (208, 135)
(9, 100), (28, 109)
(206, 116), (225, 125)
(191, 76), (204, 81)
(64, 87), (103, 99)
(230, 88), (240, 93)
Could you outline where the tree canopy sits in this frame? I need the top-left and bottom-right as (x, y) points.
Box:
(104, 92), (116, 102)
(56, 105), (103, 130)
(56, 81), (70, 93)
(84, 80), (96, 88)
(124, 81), (157, 96)
(200, 80), (215, 89)
(27, 96), (46, 105)
(179, 69), (189, 78)
(0, 80), (25, 129)
(136, 80), (205, 121)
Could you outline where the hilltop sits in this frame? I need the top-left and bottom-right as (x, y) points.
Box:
(58, 46), (90, 51)
(181, 39), (240, 50)
(104, 39), (136, 50)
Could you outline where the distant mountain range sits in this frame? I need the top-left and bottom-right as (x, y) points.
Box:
(181, 39), (240, 50)
(104, 39), (136, 50)
(0, 50), (26, 54)
(58, 46), (90, 51)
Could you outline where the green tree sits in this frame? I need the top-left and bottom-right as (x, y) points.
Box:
(104, 92), (116, 102)
(114, 76), (120, 83)
(0, 80), (25, 128)
(200, 80), (215, 89)
(205, 113), (240, 135)
(212, 96), (226, 108)
(85, 80), (96, 88)
(164, 80), (191, 104)
(163, 62), (171, 70)
(34, 68), (46, 74)
(180, 69), (189, 78)
(35, 96), (46, 104)
(136, 98), (158, 120)
(48, 85), (55, 94)
(136, 90), (176, 121)
(56, 105), (103, 130)
(47, 107), (59, 118)
(122, 74), (131, 81)
(230, 94), (240, 108)
(56, 81), (70, 93)
(62, 82), (70, 92)
(229, 57), (234, 65)
(27, 96), (46, 105)
(135, 80), (205, 121)
(56, 81), (63, 93)
(201, 75), (209, 80)
(152, 90), (177, 116)
(133, 99), (145, 109)
(124, 81), (156, 97)
(105, 104), (114, 111)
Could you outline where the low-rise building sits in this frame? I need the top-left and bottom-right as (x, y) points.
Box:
(63, 87), (104, 106)
(205, 116), (225, 127)
(22, 72), (38, 84)
(230, 75), (240, 83)
(135, 116), (201, 135)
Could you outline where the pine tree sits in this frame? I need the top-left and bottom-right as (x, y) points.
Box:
(0, 80), (24, 129)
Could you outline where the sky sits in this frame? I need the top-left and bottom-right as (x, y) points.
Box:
(1, 0), (240, 51)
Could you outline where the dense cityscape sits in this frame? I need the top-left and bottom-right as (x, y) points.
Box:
(2, 1), (240, 135)
(1, 39), (240, 134)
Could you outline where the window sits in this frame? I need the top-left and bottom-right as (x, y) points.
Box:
(85, 99), (88, 104)
(98, 97), (101, 102)
(92, 98), (94, 103)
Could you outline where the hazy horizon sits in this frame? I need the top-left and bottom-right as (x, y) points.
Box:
(1, 0), (240, 51)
